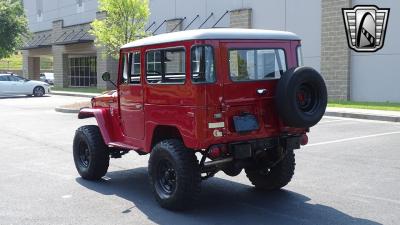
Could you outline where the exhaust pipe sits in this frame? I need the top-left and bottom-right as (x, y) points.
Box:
(202, 157), (233, 172)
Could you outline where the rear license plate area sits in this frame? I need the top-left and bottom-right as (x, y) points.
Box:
(232, 114), (259, 133)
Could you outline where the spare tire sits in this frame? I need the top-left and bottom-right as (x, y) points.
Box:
(276, 67), (327, 128)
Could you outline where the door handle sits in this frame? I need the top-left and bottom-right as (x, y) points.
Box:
(257, 89), (268, 95)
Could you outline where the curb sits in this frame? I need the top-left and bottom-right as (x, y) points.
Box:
(54, 107), (80, 113)
(325, 111), (400, 123)
(50, 92), (97, 98)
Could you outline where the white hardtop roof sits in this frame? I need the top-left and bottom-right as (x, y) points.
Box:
(122, 28), (300, 49)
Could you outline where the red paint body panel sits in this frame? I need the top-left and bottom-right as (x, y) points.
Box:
(82, 38), (306, 153)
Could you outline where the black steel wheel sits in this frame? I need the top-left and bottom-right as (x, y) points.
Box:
(156, 159), (177, 198)
(73, 125), (109, 180)
(148, 139), (201, 210)
(33, 86), (45, 97)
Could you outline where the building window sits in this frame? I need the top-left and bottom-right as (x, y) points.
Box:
(76, 0), (84, 13)
(36, 0), (43, 22)
(69, 56), (97, 87)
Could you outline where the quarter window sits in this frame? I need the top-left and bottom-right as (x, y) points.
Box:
(229, 48), (286, 81)
(146, 48), (185, 84)
(191, 46), (215, 83)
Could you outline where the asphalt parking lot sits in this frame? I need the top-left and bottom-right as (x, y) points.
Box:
(0, 95), (399, 225)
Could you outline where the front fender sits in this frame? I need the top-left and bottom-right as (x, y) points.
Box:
(78, 108), (113, 144)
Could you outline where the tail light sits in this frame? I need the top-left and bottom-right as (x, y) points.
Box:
(208, 144), (228, 159)
(300, 134), (308, 145)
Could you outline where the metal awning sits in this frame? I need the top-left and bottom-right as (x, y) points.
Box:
(53, 28), (94, 45)
(20, 32), (52, 50)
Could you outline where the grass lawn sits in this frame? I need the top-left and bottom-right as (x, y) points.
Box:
(51, 87), (107, 94)
(328, 100), (400, 111)
(0, 53), (53, 70)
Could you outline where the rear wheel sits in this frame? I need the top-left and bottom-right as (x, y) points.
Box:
(33, 86), (45, 97)
(148, 139), (201, 210)
(73, 125), (109, 180)
(245, 149), (295, 190)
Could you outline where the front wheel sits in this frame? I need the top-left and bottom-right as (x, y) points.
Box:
(148, 139), (201, 210)
(245, 149), (295, 190)
(73, 125), (109, 180)
(33, 86), (45, 97)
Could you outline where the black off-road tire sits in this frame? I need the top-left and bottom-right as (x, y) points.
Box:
(33, 86), (45, 97)
(73, 125), (109, 180)
(276, 66), (327, 128)
(245, 149), (295, 190)
(148, 139), (201, 210)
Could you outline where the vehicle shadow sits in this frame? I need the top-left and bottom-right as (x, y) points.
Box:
(76, 167), (381, 225)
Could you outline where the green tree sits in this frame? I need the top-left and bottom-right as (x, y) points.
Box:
(0, 0), (28, 59)
(91, 0), (150, 58)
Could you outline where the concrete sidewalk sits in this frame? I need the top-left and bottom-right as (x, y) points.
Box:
(326, 107), (400, 122)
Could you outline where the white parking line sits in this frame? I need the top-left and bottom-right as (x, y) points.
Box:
(305, 131), (400, 147)
(318, 119), (346, 124)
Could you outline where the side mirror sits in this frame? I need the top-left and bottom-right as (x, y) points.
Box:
(101, 71), (117, 88)
(102, 72), (111, 81)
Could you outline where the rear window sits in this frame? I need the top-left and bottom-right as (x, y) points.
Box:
(229, 48), (286, 82)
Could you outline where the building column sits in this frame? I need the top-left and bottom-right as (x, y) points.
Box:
(96, 47), (118, 90)
(166, 18), (183, 32)
(22, 50), (40, 80)
(53, 45), (69, 87)
(321, 0), (352, 100)
(229, 8), (252, 28)
(95, 11), (118, 90)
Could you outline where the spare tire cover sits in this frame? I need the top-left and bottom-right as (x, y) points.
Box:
(276, 67), (327, 128)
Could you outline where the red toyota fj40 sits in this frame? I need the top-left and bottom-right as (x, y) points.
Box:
(73, 28), (327, 210)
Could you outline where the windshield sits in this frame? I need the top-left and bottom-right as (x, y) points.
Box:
(229, 48), (286, 82)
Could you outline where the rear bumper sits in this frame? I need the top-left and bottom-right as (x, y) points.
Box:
(227, 136), (301, 159)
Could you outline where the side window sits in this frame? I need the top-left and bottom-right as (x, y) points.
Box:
(129, 52), (141, 84)
(0, 76), (8, 81)
(191, 45), (215, 83)
(146, 48), (185, 84)
(297, 46), (304, 67)
(8, 76), (21, 81)
(121, 53), (128, 84)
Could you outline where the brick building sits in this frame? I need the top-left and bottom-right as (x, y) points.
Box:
(21, 0), (400, 101)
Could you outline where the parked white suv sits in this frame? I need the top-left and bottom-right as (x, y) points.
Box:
(0, 74), (50, 97)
